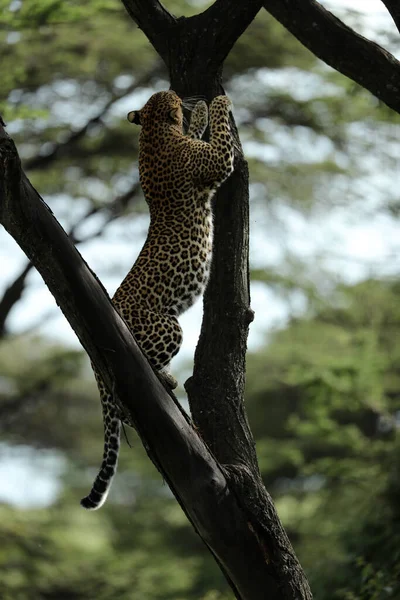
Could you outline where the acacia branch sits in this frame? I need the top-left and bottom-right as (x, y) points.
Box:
(119, 2), (312, 595)
(263, 0), (400, 115)
(0, 121), (286, 600)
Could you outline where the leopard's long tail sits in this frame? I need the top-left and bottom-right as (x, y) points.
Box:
(80, 394), (121, 510)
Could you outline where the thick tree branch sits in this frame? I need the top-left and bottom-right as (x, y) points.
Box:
(166, 51), (311, 600)
(263, 0), (400, 115)
(0, 122), (285, 600)
(381, 0), (400, 34)
(185, 148), (311, 600)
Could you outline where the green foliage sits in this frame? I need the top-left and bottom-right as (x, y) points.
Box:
(226, 10), (316, 75)
(0, 0), (119, 29)
(246, 279), (400, 598)
(0, 500), (217, 600)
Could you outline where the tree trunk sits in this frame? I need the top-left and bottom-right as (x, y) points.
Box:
(120, 1), (312, 597)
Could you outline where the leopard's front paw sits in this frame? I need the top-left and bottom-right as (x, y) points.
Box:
(211, 95), (233, 112)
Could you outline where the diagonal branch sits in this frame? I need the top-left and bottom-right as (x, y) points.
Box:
(381, 0), (400, 34)
(0, 119), (289, 600)
(263, 0), (400, 115)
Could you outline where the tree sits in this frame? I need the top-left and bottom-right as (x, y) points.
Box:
(2, 1), (400, 599)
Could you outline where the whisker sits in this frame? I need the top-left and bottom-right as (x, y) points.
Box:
(182, 115), (189, 130)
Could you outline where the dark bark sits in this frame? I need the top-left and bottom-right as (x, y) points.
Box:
(263, 0), (400, 115)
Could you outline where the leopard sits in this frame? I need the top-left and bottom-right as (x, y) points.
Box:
(80, 90), (234, 510)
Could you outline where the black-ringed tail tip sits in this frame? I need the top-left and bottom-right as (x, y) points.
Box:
(80, 481), (111, 510)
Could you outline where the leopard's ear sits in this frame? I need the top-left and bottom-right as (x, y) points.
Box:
(169, 108), (179, 122)
(127, 110), (141, 125)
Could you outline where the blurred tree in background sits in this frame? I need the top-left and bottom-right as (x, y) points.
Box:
(1, 0), (400, 598)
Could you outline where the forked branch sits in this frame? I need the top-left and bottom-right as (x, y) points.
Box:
(121, 0), (264, 73)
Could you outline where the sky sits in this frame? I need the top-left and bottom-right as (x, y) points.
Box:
(0, 0), (399, 507)
(330, 0), (385, 11)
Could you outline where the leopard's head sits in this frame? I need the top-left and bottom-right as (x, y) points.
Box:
(127, 90), (183, 131)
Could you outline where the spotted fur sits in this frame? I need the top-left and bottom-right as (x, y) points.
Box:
(81, 90), (234, 510)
